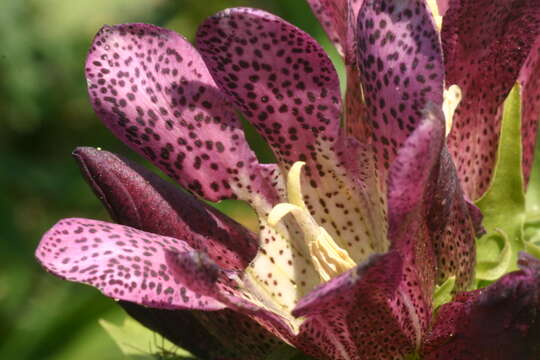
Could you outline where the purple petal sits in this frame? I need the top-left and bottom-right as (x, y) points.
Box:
(389, 105), (476, 291)
(428, 149), (476, 289)
(85, 23), (277, 203)
(519, 37), (540, 187)
(36, 218), (224, 310)
(73, 147), (257, 271)
(306, 0), (363, 59)
(196, 7), (342, 169)
(293, 252), (420, 359)
(387, 105), (445, 332)
(443, 0), (540, 199)
(357, 0), (444, 178)
(197, 7), (389, 266)
(305, 1), (370, 143)
(423, 253), (540, 360)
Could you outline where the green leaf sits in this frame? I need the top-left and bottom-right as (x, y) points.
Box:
(475, 229), (512, 281)
(100, 316), (194, 359)
(475, 84), (526, 279)
(265, 345), (317, 360)
(433, 276), (456, 309)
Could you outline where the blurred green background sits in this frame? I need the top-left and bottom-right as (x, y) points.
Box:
(0, 1), (338, 359)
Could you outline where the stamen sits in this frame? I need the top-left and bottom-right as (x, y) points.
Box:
(268, 162), (356, 282)
(443, 84), (462, 136)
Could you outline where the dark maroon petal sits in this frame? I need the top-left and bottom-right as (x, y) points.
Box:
(36, 218), (224, 310)
(121, 302), (286, 360)
(443, 0), (540, 199)
(387, 105), (445, 333)
(357, 0), (444, 179)
(73, 146), (257, 271)
(119, 301), (230, 359)
(423, 253), (540, 360)
(389, 102), (476, 291)
(85, 23), (277, 203)
(427, 148), (476, 289)
(196, 7), (342, 170)
(519, 37), (540, 187)
(293, 252), (419, 359)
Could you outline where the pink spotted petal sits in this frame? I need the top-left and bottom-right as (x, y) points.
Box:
(357, 0), (444, 179)
(306, 0), (363, 59)
(519, 36), (540, 187)
(85, 23), (277, 203)
(443, 0), (540, 199)
(387, 105), (445, 334)
(427, 149), (476, 289)
(293, 252), (419, 360)
(422, 253), (540, 360)
(198, 7), (389, 267)
(389, 101), (477, 295)
(436, 0), (449, 15)
(73, 147), (257, 271)
(306, 1), (370, 143)
(196, 7), (342, 170)
(36, 218), (224, 310)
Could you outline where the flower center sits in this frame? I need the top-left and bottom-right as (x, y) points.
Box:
(268, 162), (356, 282)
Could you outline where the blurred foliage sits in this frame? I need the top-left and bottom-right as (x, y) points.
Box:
(0, 1), (334, 359)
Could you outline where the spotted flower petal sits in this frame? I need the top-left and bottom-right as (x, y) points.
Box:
(443, 0), (540, 199)
(36, 218), (224, 310)
(73, 147), (288, 359)
(307, 0), (372, 143)
(196, 7), (389, 314)
(387, 105), (446, 337)
(293, 252), (414, 360)
(85, 23), (277, 204)
(519, 37), (540, 186)
(196, 7), (342, 169)
(73, 146), (257, 271)
(423, 253), (540, 359)
(356, 0), (444, 179)
(306, 0), (363, 58)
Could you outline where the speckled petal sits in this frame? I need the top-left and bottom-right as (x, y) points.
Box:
(387, 105), (445, 336)
(519, 37), (540, 187)
(73, 146), (257, 271)
(196, 7), (342, 169)
(36, 218), (224, 310)
(357, 0), (444, 178)
(293, 252), (419, 360)
(443, 0), (540, 199)
(85, 23), (276, 203)
(306, 0), (363, 58)
(196, 7), (389, 313)
(197, 6), (388, 257)
(423, 253), (540, 360)
(427, 148), (476, 289)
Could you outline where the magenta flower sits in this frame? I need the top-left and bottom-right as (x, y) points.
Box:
(36, 1), (540, 359)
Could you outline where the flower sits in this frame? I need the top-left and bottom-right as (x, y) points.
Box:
(36, 0), (540, 359)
